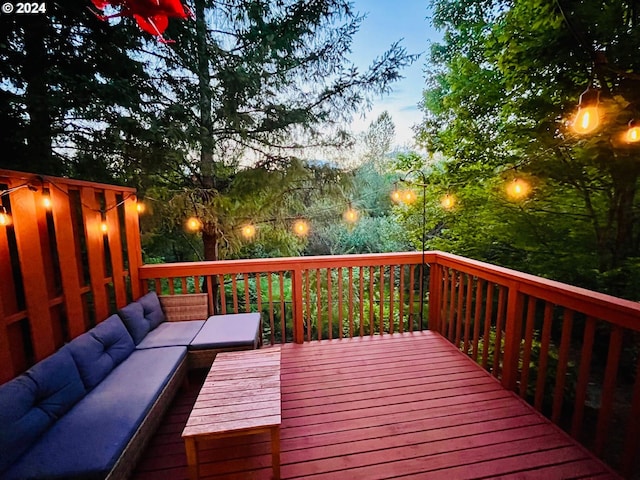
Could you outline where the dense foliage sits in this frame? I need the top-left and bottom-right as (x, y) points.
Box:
(413, 0), (640, 299)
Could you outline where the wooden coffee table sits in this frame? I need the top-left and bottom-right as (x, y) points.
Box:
(182, 347), (281, 480)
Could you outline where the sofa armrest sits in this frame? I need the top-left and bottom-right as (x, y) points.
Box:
(159, 294), (208, 322)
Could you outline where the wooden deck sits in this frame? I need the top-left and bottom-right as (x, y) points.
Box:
(133, 331), (620, 480)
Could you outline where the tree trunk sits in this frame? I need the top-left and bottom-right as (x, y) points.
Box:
(23, 15), (55, 174)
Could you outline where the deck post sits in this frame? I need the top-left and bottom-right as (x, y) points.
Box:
(501, 283), (524, 391)
(291, 266), (304, 343)
(427, 262), (441, 332)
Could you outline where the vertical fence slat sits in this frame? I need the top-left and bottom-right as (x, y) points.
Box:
(218, 275), (226, 314)
(409, 264), (415, 333)
(123, 195), (142, 300)
(594, 325), (623, 456)
(534, 302), (554, 411)
(502, 286), (524, 391)
(268, 273), (275, 345)
(316, 269), (322, 341)
(348, 267), (354, 338)
(279, 272), (285, 343)
(359, 267), (365, 337)
(571, 316), (596, 438)
(463, 275), (473, 354)
(305, 270), (311, 342)
(51, 184), (85, 338)
(104, 190), (126, 308)
(439, 267), (448, 336)
(0, 294), (15, 383)
(389, 265), (395, 334)
(447, 270), (456, 342)
(551, 309), (574, 424)
(368, 266), (375, 336)
(455, 272), (464, 347)
(231, 276), (238, 313)
(291, 269), (303, 344)
(244, 274), (250, 312)
(256, 273), (263, 341)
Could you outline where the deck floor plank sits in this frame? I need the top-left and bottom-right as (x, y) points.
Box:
(133, 331), (619, 480)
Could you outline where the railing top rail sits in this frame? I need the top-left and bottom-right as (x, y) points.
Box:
(431, 251), (640, 330)
(139, 251), (427, 278)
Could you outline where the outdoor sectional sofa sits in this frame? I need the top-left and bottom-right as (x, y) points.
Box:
(0, 292), (261, 480)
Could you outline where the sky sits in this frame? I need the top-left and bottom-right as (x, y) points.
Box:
(347, 0), (442, 148)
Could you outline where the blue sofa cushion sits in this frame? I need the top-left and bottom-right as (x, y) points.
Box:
(67, 314), (135, 390)
(137, 291), (165, 330)
(118, 301), (149, 345)
(136, 320), (205, 349)
(189, 313), (260, 350)
(2, 347), (187, 480)
(0, 348), (85, 473)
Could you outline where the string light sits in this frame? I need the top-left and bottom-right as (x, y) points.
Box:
(100, 221), (108, 234)
(0, 207), (12, 226)
(626, 120), (640, 143)
(440, 193), (456, 210)
(42, 193), (52, 210)
(343, 207), (358, 224)
(136, 201), (146, 214)
(572, 86), (601, 134)
(186, 217), (202, 232)
(241, 224), (256, 239)
(390, 186), (402, 203)
(506, 178), (531, 200)
(293, 219), (309, 236)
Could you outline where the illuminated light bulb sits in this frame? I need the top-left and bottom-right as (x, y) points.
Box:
(403, 190), (417, 204)
(42, 195), (52, 210)
(136, 201), (146, 214)
(343, 207), (358, 223)
(390, 190), (402, 203)
(440, 194), (455, 210)
(293, 219), (309, 236)
(506, 178), (531, 200)
(0, 208), (11, 226)
(100, 222), (108, 234)
(186, 217), (202, 232)
(241, 224), (256, 239)
(572, 87), (601, 134)
(626, 120), (640, 143)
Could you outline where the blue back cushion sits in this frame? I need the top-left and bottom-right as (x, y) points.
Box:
(0, 348), (85, 472)
(137, 291), (166, 330)
(118, 301), (149, 345)
(67, 314), (135, 390)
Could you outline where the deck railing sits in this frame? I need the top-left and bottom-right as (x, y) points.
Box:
(140, 251), (640, 477)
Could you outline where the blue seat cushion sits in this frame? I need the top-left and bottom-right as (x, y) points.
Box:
(136, 320), (205, 349)
(0, 347), (85, 473)
(189, 313), (260, 350)
(118, 301), (149, 345)
(137, 291), (165, 330)
(2, 347), (187, 480)
(67, 314), (135, 390)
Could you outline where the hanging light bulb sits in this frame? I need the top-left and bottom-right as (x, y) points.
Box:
(390, 187), (402, 203)
(0, 206), (12, 226)
(186, 216), (202, 232)
(293, 219), (309, 236)
(100, 221), (108, 234)
(136, 201), (146, 214)
(506, 178), (531, 200)
(241, 224), (256, 239)
(343, 207), (358, 224)
(440, 193), (456, 210)
(626, 119), (640, 143)
(403, 189), (417, 204)
(42, 193), (52, 210)
(572, 86), (601, 134)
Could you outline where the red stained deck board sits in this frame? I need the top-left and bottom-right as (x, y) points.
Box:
(133, 331), (619, 480)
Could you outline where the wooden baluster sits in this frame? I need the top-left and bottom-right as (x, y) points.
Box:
(481, 283), (494, 370)
(194, 275), (201, 293)
(316, 269), (322, 341)
(519, 297), (538, 399)
(398, 265), (405, 334)
(359, 267), (365, 337)
(455, 272), (464, 347)
(463, 275), (473, 354)
(594, 325), (623, 456)
(492, 286), (506, 378)
(279, 272), (285, 343)
(181, 277), (187, 294)
(571, 316), (596, 438)
(368, 266), (375, 336)
(471, 279), (484, 361)
(337, 267), (343, 339)
(327, 268), (333, 340)
(218, 274), (226, 314)
(244, 273), (250, 312)
(379, 266), (384, 335)
(447, 270), (456, 342)
(231, 275), (238, 313)
(348, 267), (354, 338)
(534, 302), (554, 411)
(408, 264), (415, 333)
(268, 273), (275, 345)
(256, 273), (264, 342)
(440, 268), (449, 336)
(305, 269), (311, 342)
(389, 265), (395, 335)
(551, 309), (574, 423)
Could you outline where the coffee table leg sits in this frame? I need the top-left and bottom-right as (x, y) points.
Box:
(185, 437), (199, 480)
(271, 426), (281, 479)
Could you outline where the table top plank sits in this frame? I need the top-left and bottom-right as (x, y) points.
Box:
(183, 347), (281, 439)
